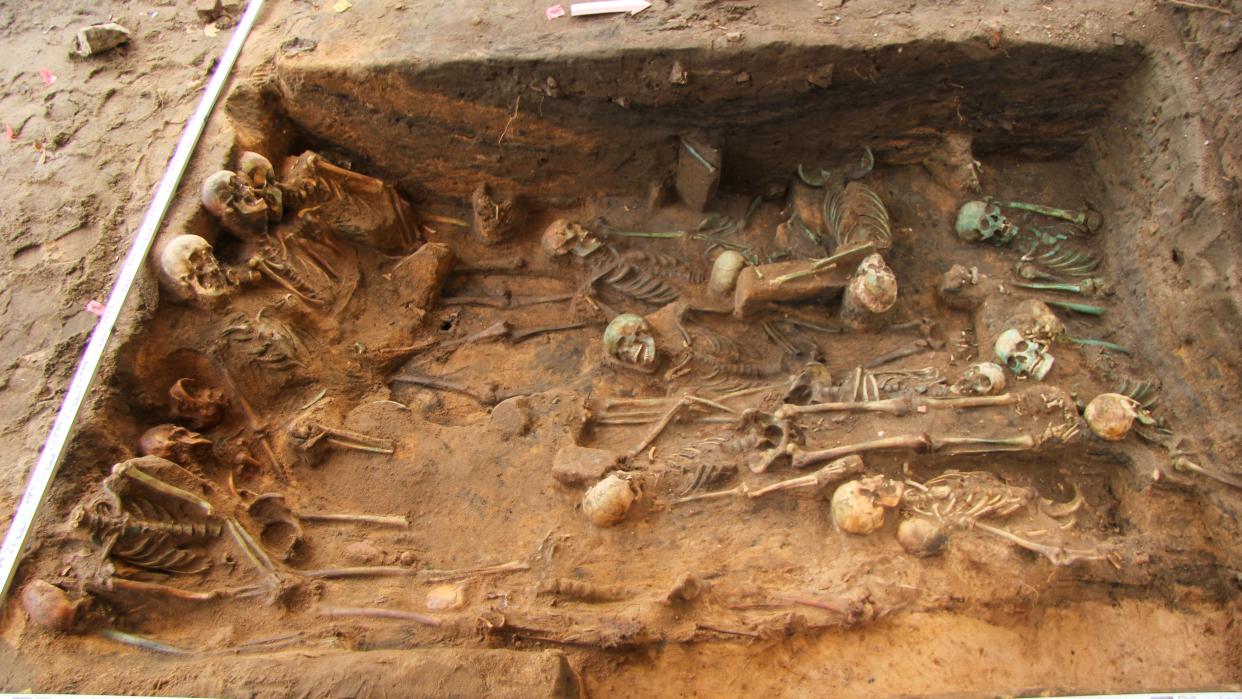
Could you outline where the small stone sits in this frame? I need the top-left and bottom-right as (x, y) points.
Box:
(734, 71), (751, 84)
(425, 583), (466, 610)
(544, 76), (562, 98)
(807, 64), (834, 89)
(393, 242), (454, 309)
(220, 0), (243, 11)
(1112, 33), (1125, 46)
(490, 396), (532, 437)
(398, 551), (418, 567)
(471, 15), (483, 25)
(72, 23), (131, 58)
(669, 60), (689, 85)
(343, 541), (383, 564)
(552, 445), (622, 486)
(725, 31), (743, 43)
(196, 0), (223, 21)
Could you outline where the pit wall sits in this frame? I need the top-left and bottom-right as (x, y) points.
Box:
(243, 41), (1140, 205)
(1086, 39), (1242, 495)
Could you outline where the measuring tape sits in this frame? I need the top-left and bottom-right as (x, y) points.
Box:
(0, 0), (265, 604)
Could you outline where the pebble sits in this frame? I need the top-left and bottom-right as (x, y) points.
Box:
(343, 541), (383, 564)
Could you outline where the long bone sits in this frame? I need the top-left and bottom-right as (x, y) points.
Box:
(970, 521), (1107, 566)
(439, 320), (592, 351)
(105, 462), (213, 516)
(298, 511), (409, 527)
(624, 395), (736, 461)
(776, 393), (1017, 419)
(93, 576), (261, 601)
(770, 242), (877, 285)
(791, 433), (1036, 470)
(670, 455), (864, 505)
(225, 517), (284, 591)
(390, 371), (499, 405)
(863, 340), (933, 369)
(1000, 200), (1101, 233)
(291, 416), (394, 455)
(453, 255), (526, 273)
(1013, 278), (1109, 296)
(248, 254), (324, 306)
(440, 291), (574, 309)
(214, 362), (293, 481)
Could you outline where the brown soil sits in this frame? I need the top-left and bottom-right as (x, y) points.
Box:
(1, 1), (1241, 697)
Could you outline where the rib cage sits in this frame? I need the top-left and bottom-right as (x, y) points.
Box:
(589, 247), (681, 305)
(825, 181), (892, 251)
(73, 496), (220, 574)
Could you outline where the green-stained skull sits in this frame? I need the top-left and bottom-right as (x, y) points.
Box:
(603, 313), (657, 373)
(955, 200), (1016, 244)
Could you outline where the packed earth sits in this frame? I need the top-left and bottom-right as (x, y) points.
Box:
(1, 1), (1240, 697)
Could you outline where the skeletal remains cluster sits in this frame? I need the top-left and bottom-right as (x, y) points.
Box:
(20, 139), (1235, 651)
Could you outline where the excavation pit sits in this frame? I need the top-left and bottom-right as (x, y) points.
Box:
(8, 10), (1242, 697)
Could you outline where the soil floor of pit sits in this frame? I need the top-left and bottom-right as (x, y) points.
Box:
(1, 1), (1241, 697)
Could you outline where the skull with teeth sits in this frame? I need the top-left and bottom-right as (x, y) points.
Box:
(952, 362), (1007, 396)
(541, 219), (602, 259)
(603, 314), (658, 373)
(955, 200), (1016, 245)
(157, 234), (230, 306)
(201, 170), (269, 240)
(138, 424), (213, 467)
(236, 152), (283, 222)
(994, 329), (1054, 381)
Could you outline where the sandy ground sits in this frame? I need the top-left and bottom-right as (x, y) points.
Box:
(0, 1), (1240, 696)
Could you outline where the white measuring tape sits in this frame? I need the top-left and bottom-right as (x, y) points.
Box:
(0, 0), (265, 603)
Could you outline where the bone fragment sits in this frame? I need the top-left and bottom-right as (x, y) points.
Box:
(303, 566), (415, 579)
(777, 393), (1017, 419)
(317, 605), (442, 627)
(420, 560), (530, 583)
(298, 512), (410, 527)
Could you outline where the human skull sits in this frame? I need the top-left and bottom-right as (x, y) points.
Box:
(540, 219), (601, 259)
(201, 170), (269, 240)
(708, 250), (746, 296)
(237, 152), (274, 188)
(157, 234), (230, 305)
(581, 473), (638, 528)
(841, 253), (898, 329)
(831, 475), (905, 535)
(138, 423), (212, 465)
(1084, 393), (1152, 441)
(849, 254), (898, 312)
(603, 314), (657, 372)
(955, 200), (1016, 244)
(952, 362), (1007, 396)
(994, 328), (1054, 381)
(236, 152), (283, 221)
(168, 378), (227, 429)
